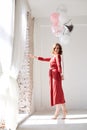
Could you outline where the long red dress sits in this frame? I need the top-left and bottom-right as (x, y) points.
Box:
(38, 54), (65, 106)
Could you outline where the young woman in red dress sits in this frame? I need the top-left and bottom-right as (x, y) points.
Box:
(29, 43), (67, 119)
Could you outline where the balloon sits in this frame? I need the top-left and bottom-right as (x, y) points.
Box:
(62, 25), (69, 35)
(51, 25), (61, 33)
(50, 4), (73, 43)
(59, 34), (70, 44)
(50, 12), (59, 25)
(64, 24), (74, 32)
(55, 32), (63, 38)
(56, 4), (67, 14)
(59, 13), (69, 25)
(51, 24), (63, 37)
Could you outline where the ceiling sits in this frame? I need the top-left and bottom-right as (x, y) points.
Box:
(28, 0), (87, 18)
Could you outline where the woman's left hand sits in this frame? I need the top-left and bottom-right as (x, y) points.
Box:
(61, 74), (64, 80)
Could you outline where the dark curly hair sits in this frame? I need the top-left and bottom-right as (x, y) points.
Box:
(52, 43), (63, 55)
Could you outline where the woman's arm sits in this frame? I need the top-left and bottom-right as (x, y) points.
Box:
(38, 57), (51, 62)
(29, 54), (38, 59)
(29, 54), (51, 62)
(55, 54), (62, 73)
(55, 54), (64, 80)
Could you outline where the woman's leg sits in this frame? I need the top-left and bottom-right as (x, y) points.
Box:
(52, 104), (60, 119)
(61, 103), (67, 119)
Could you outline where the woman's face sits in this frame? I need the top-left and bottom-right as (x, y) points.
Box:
(54, 45), (60, 54)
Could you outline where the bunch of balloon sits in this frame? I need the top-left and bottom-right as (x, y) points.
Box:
(50, 5), (74, 44)
(50, 13), (74, 44)
(50, 12), (63, 37)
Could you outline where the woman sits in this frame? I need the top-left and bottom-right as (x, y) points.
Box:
(29, 43), (67, 119)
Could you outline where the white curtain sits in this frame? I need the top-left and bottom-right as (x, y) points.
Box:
(0, 0), (25, 130)
(18, 12), (34, 114)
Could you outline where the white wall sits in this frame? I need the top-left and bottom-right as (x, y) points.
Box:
(33, 16), (87, 111)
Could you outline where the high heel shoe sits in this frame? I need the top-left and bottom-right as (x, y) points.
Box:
(62, 111), (67, 119)
(52, 113), (59, 119)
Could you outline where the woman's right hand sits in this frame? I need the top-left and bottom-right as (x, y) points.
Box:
(29, 54), (34, 58)
(29, 54), (38, 59)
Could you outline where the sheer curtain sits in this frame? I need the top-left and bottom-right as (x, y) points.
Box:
(0, 0), (34, 129)
(0, 0), (18, 130)
(0, 0), (25, 130)
(18, 11), (34, 114)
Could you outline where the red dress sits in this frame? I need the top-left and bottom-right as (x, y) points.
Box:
(38, 54), (65, 106)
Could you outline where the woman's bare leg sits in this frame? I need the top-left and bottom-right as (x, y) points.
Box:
(61, 103), (67, 119)
(52, 104), (60, 119)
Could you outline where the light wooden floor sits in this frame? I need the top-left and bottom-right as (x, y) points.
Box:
(17, 110), (87, 130)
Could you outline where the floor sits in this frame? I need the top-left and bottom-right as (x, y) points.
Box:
(17, 110), (87, 130)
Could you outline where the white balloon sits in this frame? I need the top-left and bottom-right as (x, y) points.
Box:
(51, 24), (63, 36)
(59, 34), (70, 44)
(59, 13), (69, 25)
(56, 4), (67, 14)
(63, 26), (69, 35)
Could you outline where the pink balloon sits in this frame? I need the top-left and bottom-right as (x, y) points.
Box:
(51, 24), (63, 34)
(51, 25), (64, 37)
(50, 12), (59, 25)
